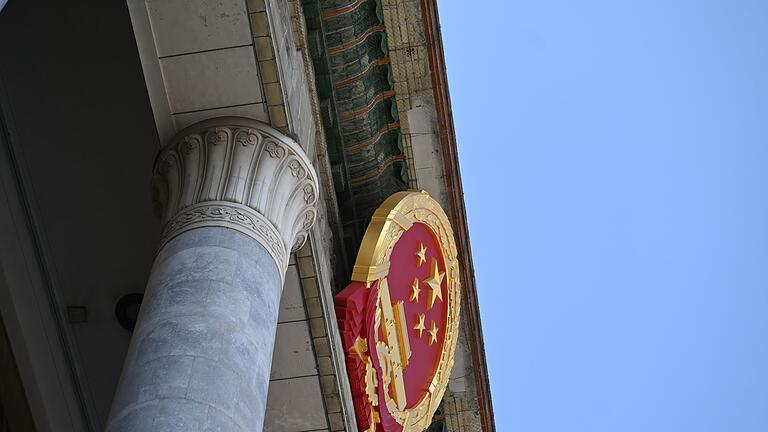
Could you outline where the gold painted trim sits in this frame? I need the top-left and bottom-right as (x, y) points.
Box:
(321, 0), (368, 19)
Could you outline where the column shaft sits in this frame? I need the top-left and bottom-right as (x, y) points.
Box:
(106, 227), (281, 432)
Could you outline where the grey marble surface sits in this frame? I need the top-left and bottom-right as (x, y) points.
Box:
(107, 227), (281, 432)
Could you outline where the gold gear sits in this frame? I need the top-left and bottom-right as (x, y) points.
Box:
(364, 357), (379, 406)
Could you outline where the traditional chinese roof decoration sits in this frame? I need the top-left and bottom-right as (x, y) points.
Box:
(302, 0), (409, 265)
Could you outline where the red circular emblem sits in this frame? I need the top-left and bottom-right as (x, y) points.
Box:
(335, 191), (460, 431)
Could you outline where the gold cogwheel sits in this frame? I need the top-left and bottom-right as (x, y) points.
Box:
(364, 358), (379, 406)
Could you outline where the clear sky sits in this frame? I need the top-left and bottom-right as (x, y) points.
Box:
(439, 1), (768, 431)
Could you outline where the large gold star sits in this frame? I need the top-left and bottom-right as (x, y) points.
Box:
(428, 320), (439, 345)
(415, 242), (427, 267)
(424, 258), (445, 309)
(413, 313), (426, 338)
(348, 336), (368, 360)
(409, 277), (421, 303)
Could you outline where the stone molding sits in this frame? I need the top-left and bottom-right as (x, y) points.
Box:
(153, 117), (319, 271)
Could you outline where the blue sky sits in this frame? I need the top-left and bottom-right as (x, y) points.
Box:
(439, 1), (768, 431)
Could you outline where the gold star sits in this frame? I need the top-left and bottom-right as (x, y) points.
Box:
(415, 242), (427, 266)
(428, 320), (439, 345)
(409, 277), (421, 303)
(413, 313), (426, 338)
(348, 336), (368, 360)
(424, 258), (445, 309)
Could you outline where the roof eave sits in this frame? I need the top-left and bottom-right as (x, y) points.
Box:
(419, 1), (497, 430)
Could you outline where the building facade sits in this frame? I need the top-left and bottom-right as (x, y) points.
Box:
(0, 1), (493, 431)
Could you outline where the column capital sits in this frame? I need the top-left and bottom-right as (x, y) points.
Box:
(152, 117), (319, 271)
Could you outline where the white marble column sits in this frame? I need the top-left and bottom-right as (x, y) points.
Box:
(106, 117), (319, 432)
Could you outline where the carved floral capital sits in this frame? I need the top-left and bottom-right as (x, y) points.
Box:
(152, 117), (319, 271)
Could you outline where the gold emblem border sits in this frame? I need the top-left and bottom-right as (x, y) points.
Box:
(351, 190), (461, 431)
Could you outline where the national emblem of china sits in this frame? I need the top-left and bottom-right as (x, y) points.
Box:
(335, 191), (461, 432)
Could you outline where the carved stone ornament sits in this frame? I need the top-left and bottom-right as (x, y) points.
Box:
(152, 117), (319, 271)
